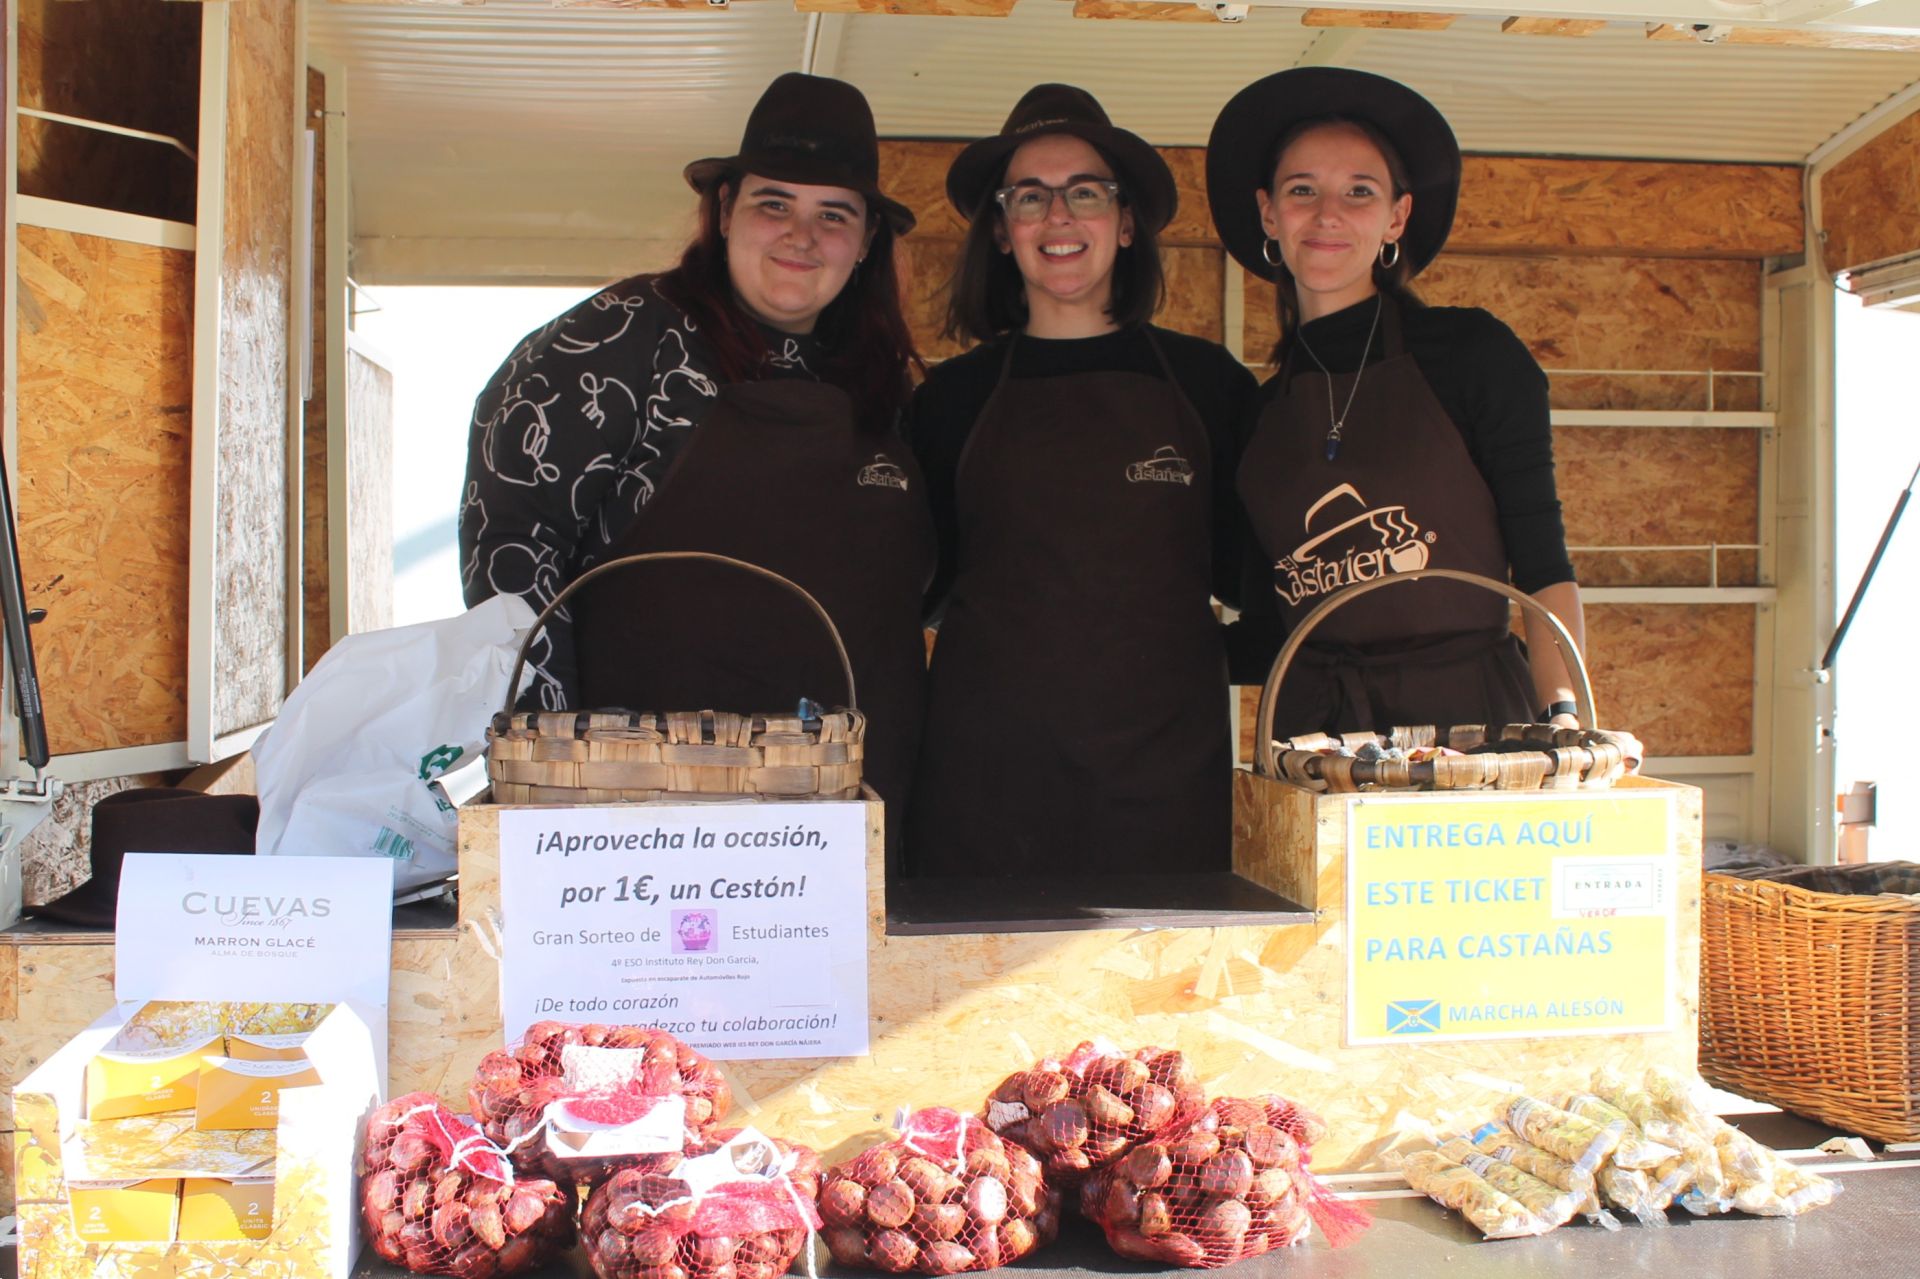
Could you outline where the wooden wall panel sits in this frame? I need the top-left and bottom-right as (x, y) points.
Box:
(212, 0), (297, 736)
(1587, 604), (1754, 756)
(1158, 245), (1224, 343)
(1820, 109), (1920, 274)
(1557, 426), (1759, 550)
(304, 67), (332, 673)
(15, 227), (193, 754)
(1240, 255), (1763, 373)
(896, 235), (961, 362)
(15, 0), (200, 223)
(347, 347), (396, 634)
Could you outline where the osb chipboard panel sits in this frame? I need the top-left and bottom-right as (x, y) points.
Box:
(1158, 245), (1224, 343)
(347, 348), (396, 634)
(1557, 426), (1759, 550)
(15, 0), (200, 224)
(1588, 604), (1755, 757)
(213, 0), (297, 735)
(17, 776), (163, 911)
(0, 944), (116, 1136)
(1455, 156), (1800, 260)
(449, 790), (1698, 1171)
(1547, 371), (1762, 413)
(303, 66), (332, 673)
(895, 235), (961, 364)
(879, 143), (1798, 260)
(1820, 109), (1920, 273)
(1240, 255), (1763, 371)
(15, 226), (193, 754)
(1573, 549), (1761, 589)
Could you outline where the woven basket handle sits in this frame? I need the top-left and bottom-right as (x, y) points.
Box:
(1251, 568), (1595, 778)
(501, 550), (858, 719)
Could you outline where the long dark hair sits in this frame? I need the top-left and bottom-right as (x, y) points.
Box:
(1264, 115), (1424, 367)
(943, 141), (1165, 346)
(654, 174), (921, 434)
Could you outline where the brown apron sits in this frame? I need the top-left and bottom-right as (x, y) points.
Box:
(1237, 298), (1535, 737)
(570, 379), (935, 849)
(908, 333), (1231, 878)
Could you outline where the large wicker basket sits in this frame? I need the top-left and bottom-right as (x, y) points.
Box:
(1250, 567), (1635, 791)
(1700, 864), (1920, 1142)
(485, 552), (865, 805)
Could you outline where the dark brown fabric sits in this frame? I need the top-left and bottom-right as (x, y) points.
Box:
(32, 788), (259, 928)
(570, 379), (935, 852)
(909, 334), (1230, 878)
(1238, 297), (1532, 737)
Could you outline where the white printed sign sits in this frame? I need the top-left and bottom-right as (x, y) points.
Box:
(499, 803), (869, 1059)
(113, 854), (394, 1009)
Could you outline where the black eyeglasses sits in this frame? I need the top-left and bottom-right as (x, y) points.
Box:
(992, 180), (1122, 225)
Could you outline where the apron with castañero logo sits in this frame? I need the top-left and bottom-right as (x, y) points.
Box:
(1237, 298), (1535, 737)
(909, 331), (1230, 878)
(570, 379), (935, 849)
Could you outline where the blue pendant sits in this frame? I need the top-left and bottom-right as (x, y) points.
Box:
(1325, 432), (1341, 462)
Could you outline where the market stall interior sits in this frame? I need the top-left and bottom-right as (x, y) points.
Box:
(7, 1), (1920, 1277)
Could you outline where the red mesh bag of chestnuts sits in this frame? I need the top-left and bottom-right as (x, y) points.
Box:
(468, 1022), (732, 1188)
(360, 1092), (577, 1278)
(581, 1127), (823, 1279)
(1082, 1093), (1368, 1267)
(817, 1106), (1062, 1274)
(981, 1042), (1206, 1187)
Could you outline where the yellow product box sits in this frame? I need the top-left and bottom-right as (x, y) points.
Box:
(222, 1032), (311, 1063)
(179, 1176), (277, 1242)
(194, 1057), (325, 1131)
(84, 1034), (225, 1121)
(67, 1178), (181, 1243)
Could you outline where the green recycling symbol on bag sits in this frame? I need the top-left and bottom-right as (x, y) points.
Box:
(418, 744), (465, 812)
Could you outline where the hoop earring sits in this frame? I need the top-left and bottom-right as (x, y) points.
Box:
(1378, 240), (1401, 269)
(1261, 238), (1284, 268)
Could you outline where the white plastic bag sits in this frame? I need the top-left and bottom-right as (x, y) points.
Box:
(254, 593), (536, 893)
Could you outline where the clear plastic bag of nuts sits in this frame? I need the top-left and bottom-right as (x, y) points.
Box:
(467, 1022), (732, 1190)
(360, 1092), (577, 1278)
(1083, 1093), (1368, 1267)
(981, 1041), (1206, 1187)
(581, 1128), (823, 1279)
(817, 1106), (1062, 1274)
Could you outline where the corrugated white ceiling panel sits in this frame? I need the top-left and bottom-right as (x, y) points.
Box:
(306, 1), (1920, 282)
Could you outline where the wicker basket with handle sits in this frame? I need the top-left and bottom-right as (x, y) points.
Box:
(1249, 567), (1635, 792)
(485, 551), (864, 805)
(1700, 865), (1920, 1142)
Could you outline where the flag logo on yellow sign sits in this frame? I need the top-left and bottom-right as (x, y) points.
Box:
(1386, 999), (1441, 1034)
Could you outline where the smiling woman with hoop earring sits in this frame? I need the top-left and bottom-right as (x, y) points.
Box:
(905, 84), (1257, 880)
(1207, 68), (1587, 741)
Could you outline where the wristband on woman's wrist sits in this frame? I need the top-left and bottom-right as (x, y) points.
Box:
(1540, 700), (1578, 722)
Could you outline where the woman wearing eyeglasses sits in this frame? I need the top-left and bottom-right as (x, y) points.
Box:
(906, 85), (1256, 879)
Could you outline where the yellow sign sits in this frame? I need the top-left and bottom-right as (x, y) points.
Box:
(1346, 790), (1675, 1045)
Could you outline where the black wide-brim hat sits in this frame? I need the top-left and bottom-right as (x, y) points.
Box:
(1206, 68), (1460, 281)
(29, 787), (259, 928)
(946, 84), (1177, 235)
(685, 71), (916, 236)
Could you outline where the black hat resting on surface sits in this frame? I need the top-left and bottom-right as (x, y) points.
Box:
(29, 787), (259, 929)
(946, 83), (1178, 235)
(685, 72), (916, 236)
(1206, 67), (1460, 281)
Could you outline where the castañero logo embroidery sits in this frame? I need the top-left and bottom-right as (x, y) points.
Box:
(1125, 446), (1195, 485)
(857, 454), (910, 491)
(1273, 483), (1436, 606)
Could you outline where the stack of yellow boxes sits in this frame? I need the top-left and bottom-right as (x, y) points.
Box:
(62, 1002), (326, 1244)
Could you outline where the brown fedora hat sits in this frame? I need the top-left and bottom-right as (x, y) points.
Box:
(685, 72), (915, 236)
(1207, 68), (1460, 281)
(30, 788), (259, 929)
(946, 84), (1177, 234)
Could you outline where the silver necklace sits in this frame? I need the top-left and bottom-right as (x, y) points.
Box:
(1292, 294), (1382, 462)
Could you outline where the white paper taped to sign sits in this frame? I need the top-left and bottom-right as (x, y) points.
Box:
(113, 854), (394, 1010)
(498, 802), (869, 1060)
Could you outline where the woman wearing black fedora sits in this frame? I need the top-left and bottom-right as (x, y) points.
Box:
(1207, 69), (1585, 739)
(459, 73), (935, 848)
(906, 85), (1255, 879)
